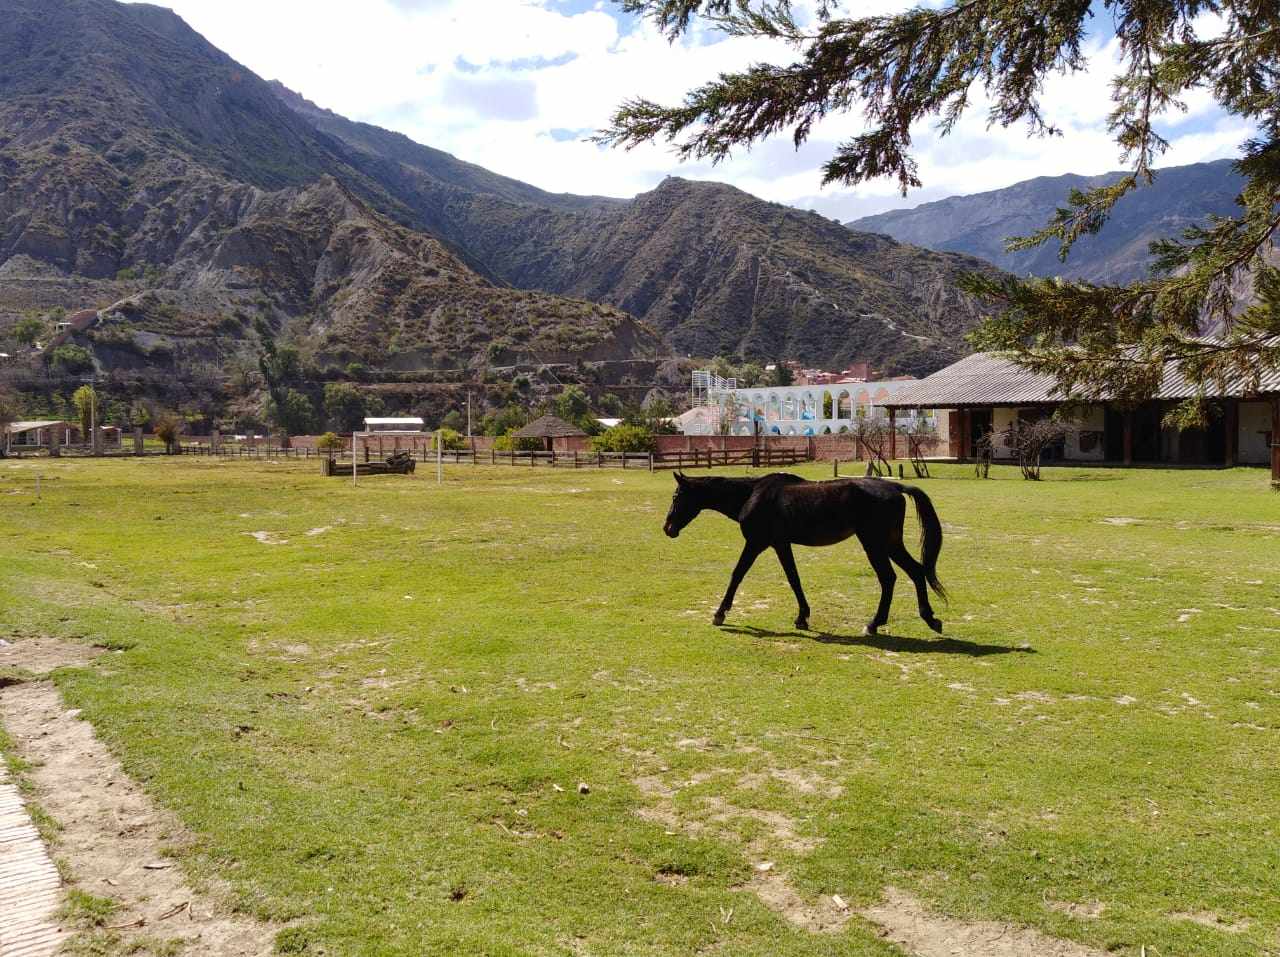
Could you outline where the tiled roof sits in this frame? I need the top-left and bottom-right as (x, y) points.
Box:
(881, 348), (1280, 407)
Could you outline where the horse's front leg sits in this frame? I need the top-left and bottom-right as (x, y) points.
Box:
(714, 541), (765, 626)
(857, 532), (897, 636)
(773, 542), (810, 630)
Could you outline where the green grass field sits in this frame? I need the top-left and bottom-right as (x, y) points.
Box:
(1, 458), (1277, 956)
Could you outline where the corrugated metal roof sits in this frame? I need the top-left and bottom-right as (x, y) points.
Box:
(882, 347), (1280, 408)
(7, 421), (71, 432)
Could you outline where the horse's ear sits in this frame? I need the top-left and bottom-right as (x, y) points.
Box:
(674, 471), (687, 485)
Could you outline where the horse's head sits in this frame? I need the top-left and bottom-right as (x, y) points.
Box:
(664, 471), (702, 538)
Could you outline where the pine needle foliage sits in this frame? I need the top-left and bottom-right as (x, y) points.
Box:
(603, 0), (1280, 424)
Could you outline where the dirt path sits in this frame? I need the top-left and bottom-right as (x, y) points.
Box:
(860, 887), (1110, 957)
(0, 637), (276, 956)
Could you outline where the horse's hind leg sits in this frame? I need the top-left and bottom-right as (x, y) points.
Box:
(773, 542), (811, 630)
(714, 541), (765, 626)
(857, 533), (896, 635)
(889, 542), (943, 634)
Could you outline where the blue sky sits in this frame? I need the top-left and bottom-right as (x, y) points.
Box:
(139, 0), (1250, 220)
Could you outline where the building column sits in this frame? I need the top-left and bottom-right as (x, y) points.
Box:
(1272, 396), (1280, 487)
(1122, 410), (1134, 466)
(889, 408), (897, 460)
(1224, 399), (1238, 467)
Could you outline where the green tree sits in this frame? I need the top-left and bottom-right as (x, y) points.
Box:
(735, 362), (765, 388)
(0, 389), (20, 454)
(72, 385), (97, 439)
(625, 396), (680, 434)
(323, 382), (366, 432)
(550, 385), (594, 430)
(603, 0), (1280, 424)
(13, 315), (45, 346)
(128, 401), (151, 429)
(482, 404), (530, 437)
(267, 389), (317, 437)
(770, 362), (794, 387)
(440, 410), (466, 433)
(253, 318), (300, 412)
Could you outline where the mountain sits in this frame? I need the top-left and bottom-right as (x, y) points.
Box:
(846, 160), (1244, 284)
(269, 87), (1000, 376)
(0, 0), (658, 382)
(0, 0), (998, 394)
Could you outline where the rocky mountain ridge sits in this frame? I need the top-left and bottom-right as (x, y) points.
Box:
(846, 160), (1244, 284)
(0, 0), (660, 383)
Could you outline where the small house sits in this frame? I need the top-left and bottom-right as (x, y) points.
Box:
(513, 415), (587, 452)
(5, 420), (81, 450)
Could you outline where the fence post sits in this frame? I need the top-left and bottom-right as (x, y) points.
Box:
(648, 453), (653, 472)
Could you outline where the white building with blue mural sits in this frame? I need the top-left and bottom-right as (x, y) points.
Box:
(683, 372), (941, 437)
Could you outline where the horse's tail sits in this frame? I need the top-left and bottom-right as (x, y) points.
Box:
(901, 485), (947, 601)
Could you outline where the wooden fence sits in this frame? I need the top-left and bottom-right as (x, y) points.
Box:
(650, 446), (805, 470)
(6, 440), (807, 471)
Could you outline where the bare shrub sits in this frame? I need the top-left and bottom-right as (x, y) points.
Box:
(971, 418), (1067, 480)
(905, 417), (936, 478)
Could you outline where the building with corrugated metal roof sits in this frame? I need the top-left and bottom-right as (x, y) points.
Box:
(879, 352), (1280, 482)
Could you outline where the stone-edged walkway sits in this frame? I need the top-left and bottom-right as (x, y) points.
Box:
(0, 766), (63, 957)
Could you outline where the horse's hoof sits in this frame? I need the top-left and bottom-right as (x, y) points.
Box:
(795, 617), (809, 631)
(712, 612), (725, 627)
(863, 622), (878, 637)
(927, 617), (944, 635)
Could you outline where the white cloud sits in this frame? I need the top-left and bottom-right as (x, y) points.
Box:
(136, 0), (1252, 218)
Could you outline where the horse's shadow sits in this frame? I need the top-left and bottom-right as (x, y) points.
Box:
(719, 624), (1033, 657)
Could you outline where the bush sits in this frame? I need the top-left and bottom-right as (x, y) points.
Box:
(591, 424), (655, 454)
(13, 315), (45, 346)
(437, 427), (466, 451)
(315, 432), (343, 456)
(152, 411), (184, 454)
(49, 344), (94, 375)
(493, 428), (542, 452)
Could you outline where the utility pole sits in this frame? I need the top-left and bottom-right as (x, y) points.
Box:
(466, 391), (472, 437)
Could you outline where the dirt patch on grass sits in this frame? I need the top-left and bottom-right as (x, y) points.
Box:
(1046, 898), (1106, 920)
(860, 887), (1108, 956)
(0, 641), (277, 956)
(1171, 910), (1250, 934)
(0, 636), (100, 674)
(744, 871), (850, 934)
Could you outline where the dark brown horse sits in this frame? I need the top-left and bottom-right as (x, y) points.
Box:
(664, 472), (946, 635)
